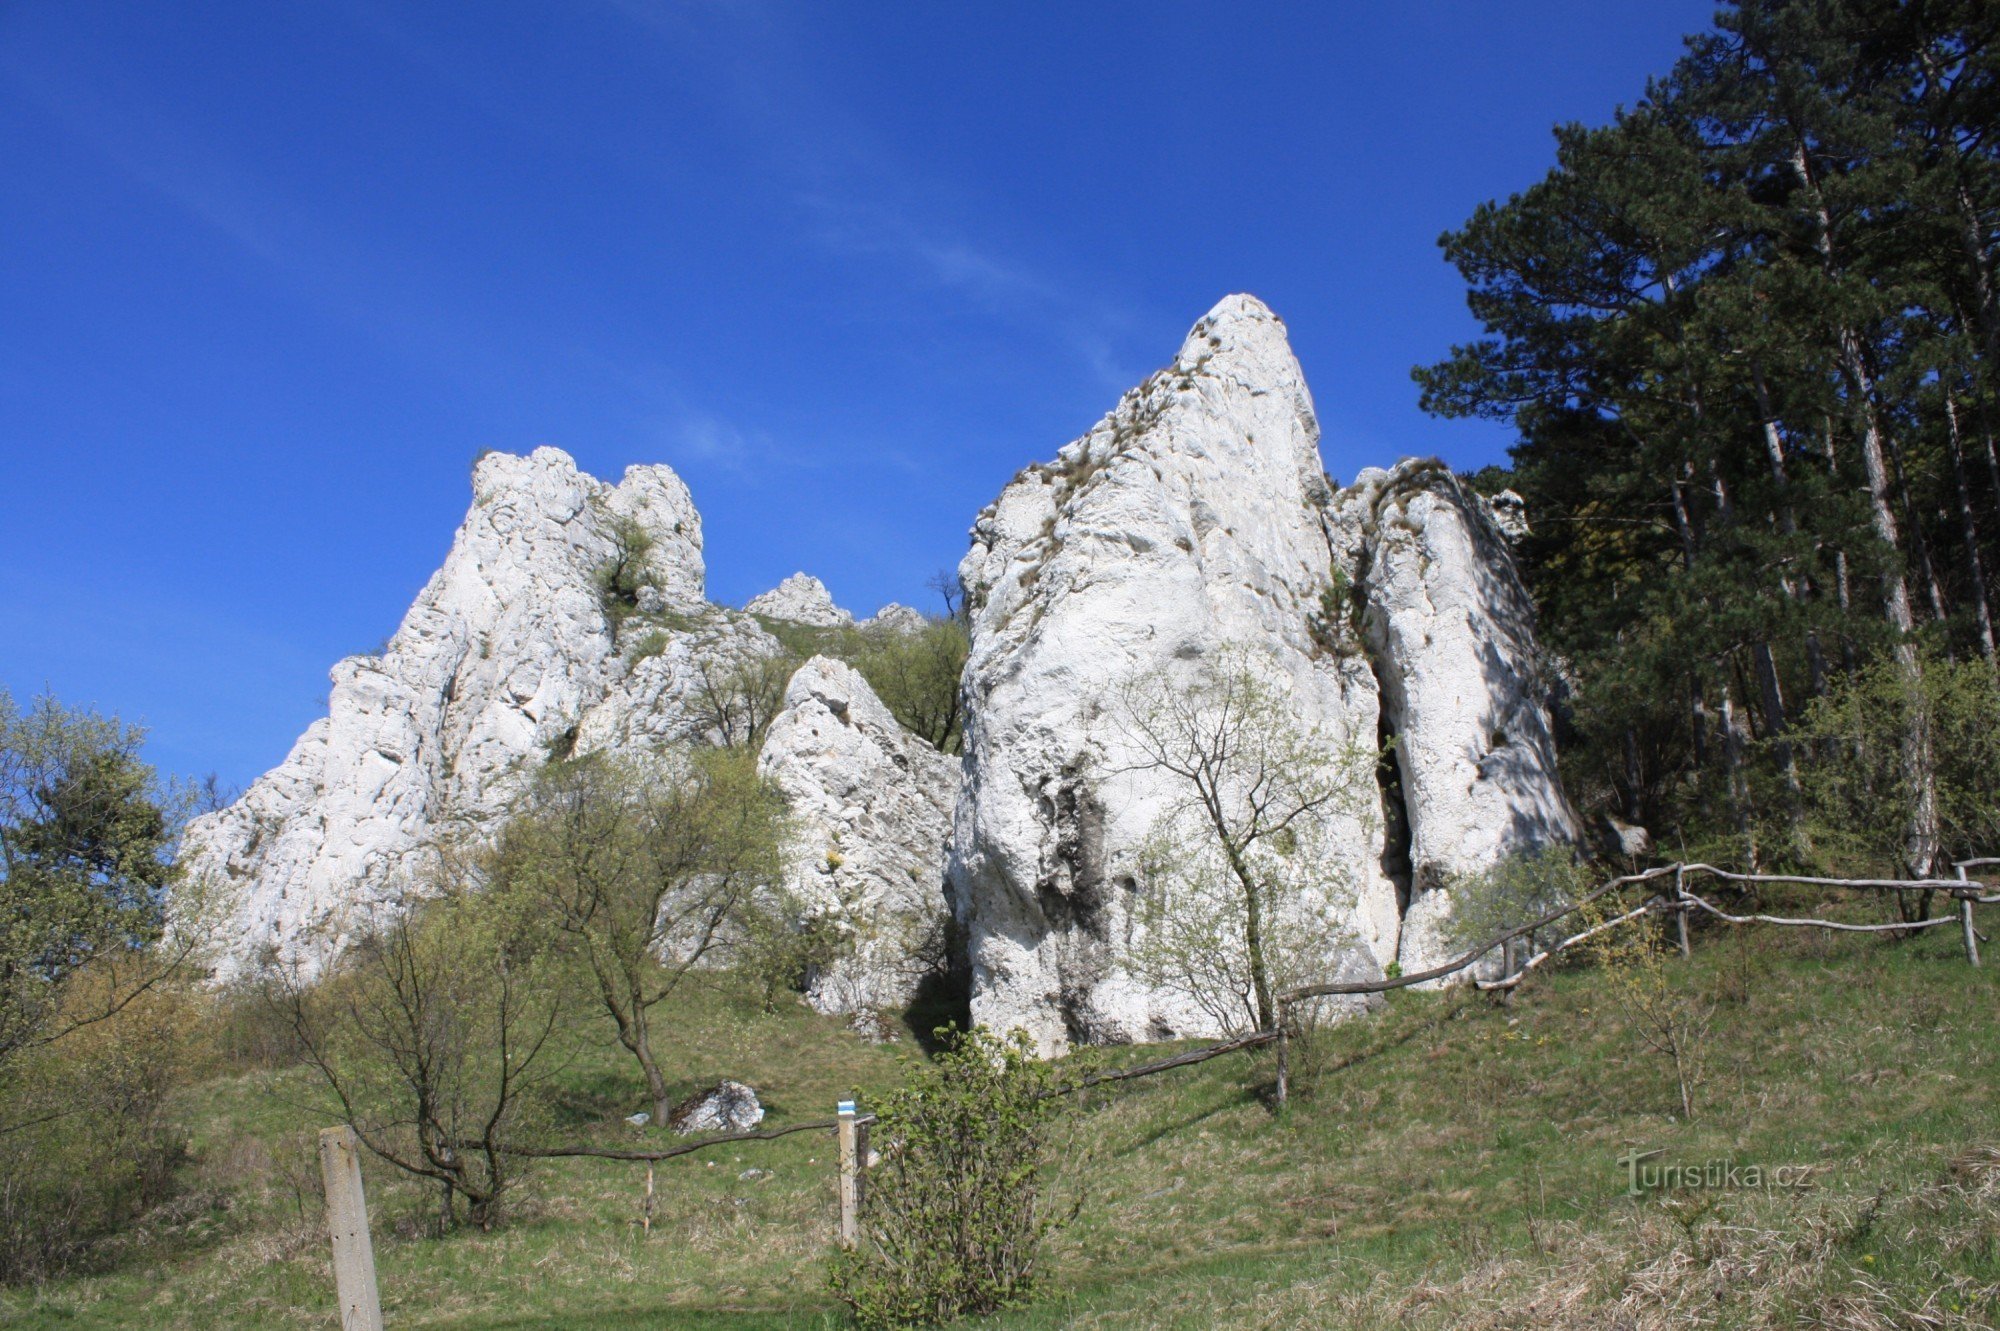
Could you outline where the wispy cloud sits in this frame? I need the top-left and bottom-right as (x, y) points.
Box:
(0, 45), (506, 400)
(600, 0), (1151, 394)
(800, 192), (1064, 312)
(663, 408), (783, 479)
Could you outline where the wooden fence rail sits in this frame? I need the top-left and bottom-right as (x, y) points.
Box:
(336, 855), (1995, 1310)
(1268, 858), (1995, 1104)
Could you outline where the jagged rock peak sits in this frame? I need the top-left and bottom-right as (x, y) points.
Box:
(755, 656), (958, 1015)
(470, 447), (707, 610)
(860, 603), (927, 634)
(949, 292), (1398, 1053)
(948, 297), (1576, 1052)
(186, 446), (711, 978)
(745, 572), (853, 627)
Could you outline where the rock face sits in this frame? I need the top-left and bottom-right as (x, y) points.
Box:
(746, 573), (852, 627)
(947, 295), (1576, 1051)
(1333, 461), (1579, 976)
(755, 657), (958, 1014)
(187, 294), (1575, 1046)
(948, 295), (1397, 1050)
(184, 452), (941, 995)
(185, 448), (715, 975)
(860, 603), (927, 634)
(569, 609), (783, 755)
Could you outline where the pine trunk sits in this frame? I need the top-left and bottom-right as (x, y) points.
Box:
(1945, 389), (1997, 661)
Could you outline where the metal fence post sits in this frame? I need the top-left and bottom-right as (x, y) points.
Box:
(318, 1125), (384, 1331)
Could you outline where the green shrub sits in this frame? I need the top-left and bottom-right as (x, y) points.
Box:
(0, 982), (194, 1283)
(593, 517), (657, 628)
(851, 618), (969, 753)
(1443, 844), (1597, 961)
(1305, 567), (1363, 657)
(1793, 651), (2000, 876)
(828, 1028), (1090, 1327)
(739, 611), (968, 752)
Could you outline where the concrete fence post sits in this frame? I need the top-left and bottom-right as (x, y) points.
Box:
(318, 1125), (384, 1331)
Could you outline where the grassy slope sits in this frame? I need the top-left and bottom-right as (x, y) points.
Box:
(5, 917), (1997, 1329)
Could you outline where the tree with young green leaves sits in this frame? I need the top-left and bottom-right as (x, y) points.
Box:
(0, 690), (205, 1090)
(269, 852), (573, 1232)
(1118, 647), (1375, 1036)
(492, 748), (785, 1123)
(851, 617), (969, 753)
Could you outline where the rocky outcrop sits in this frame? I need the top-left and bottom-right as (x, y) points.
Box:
(1488, 488), (1529, 541)
(947, 295), (1399, 1052)
(570, 608), (784, 755)
(184, 448), (797, 978)
(1332, 461), (1579, 976)
(746, 573), (852, 627)
(947, 296), (1575, 1050)
(187, 294), (1574, 1042)
(755, 657), (958, 1014)
(861, 603), (926, 634)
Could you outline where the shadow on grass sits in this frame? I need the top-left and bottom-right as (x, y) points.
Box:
(441, 1304), (843, 1330)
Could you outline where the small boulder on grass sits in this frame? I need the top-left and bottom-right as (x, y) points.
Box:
(668, 1080), (765, 1135)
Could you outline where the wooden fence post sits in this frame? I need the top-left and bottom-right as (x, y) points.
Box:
(1674, 867), (1692, 959)
(1272, 1000), (1290, 1109)
(836, 1100), (861, 1250)
(318, 1126), (384, 1331)
(1960, 865), (1982, 968)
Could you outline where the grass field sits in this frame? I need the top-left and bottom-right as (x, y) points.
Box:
(4, 907), (1997, 1329)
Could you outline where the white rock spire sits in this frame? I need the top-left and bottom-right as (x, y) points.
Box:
(184, 447), (707, 976)
(946, 295), (1575, 1050)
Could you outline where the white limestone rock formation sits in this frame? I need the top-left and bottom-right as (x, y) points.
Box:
(185, 294), (1573, 1039)
(755, 656), (958, 1014)
(948, 295), (1399, 1052)
(746, 573), (852, 627)
(1331, 460), (1580, 976)
(185, 447), (732, 977)
(571, 608), (785, 755)
(861, 602), (927, 634)
(948, 295), (1575, 1050)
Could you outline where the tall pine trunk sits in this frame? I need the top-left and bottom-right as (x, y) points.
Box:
(1751, 368), (1831, 702)
(1793, 142), (1941, 881)
(1946, 388), (1998, 661)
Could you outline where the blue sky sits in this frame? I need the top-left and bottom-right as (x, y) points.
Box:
(0, 1), (1715, 792)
